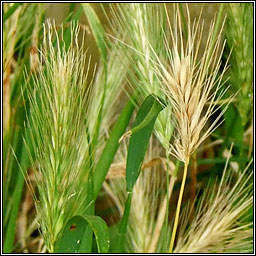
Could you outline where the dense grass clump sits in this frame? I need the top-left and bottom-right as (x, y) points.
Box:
(3, 3), (253, 253)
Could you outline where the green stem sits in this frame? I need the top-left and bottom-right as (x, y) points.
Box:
(120, 192), (133, 235)
(116, 192), (133, 253)
(169, 159), (189, 253)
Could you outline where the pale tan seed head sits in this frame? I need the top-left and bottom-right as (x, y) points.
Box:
(151, 5), (231, 163)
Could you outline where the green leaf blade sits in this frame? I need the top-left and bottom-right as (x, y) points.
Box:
(93, 99), (134, 198)
(55, 216), (88, 253)
(126, 94), (165, 192)
(55, 214), (109, 253)
(80, 215), (110, 253)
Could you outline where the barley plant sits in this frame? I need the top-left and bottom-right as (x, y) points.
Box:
(2, 3), (253, 254)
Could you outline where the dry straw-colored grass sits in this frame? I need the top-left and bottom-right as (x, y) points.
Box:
(152, 5), (230, 165)
(174, 160), (253, 253)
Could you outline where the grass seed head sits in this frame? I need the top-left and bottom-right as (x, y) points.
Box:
(152, 5), (231, 163)
(25, 20), (92, 252)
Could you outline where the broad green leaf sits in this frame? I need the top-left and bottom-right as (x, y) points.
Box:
(115, 95), (165, 252)
(93, 99), (134, 198)
(79, 215), (109, 253)
(55, 215), (109, 253)
(81, 171), (95, 252)
(55, 216), (88, 253)
(126, 94), (165, 192)
(78, 225), (93, 253)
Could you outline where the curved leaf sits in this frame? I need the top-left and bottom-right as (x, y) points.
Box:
(93, 99), (134, 198)
(55, 215), (109, 253)
(126, 94), (165, 192)
(55, 216), (88, 253)
(79, 215), (110, 253)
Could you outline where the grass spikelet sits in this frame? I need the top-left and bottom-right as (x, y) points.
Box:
(24, 20), (93, 252)
(152, 5), (230, 164)
(174, 160), (253, 253)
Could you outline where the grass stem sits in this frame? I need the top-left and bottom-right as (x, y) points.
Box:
(169, 159), (189, 253)
(116, 192), (133, 253)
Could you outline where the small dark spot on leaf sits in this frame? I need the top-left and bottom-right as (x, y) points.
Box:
(69, 224), (77, 231)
